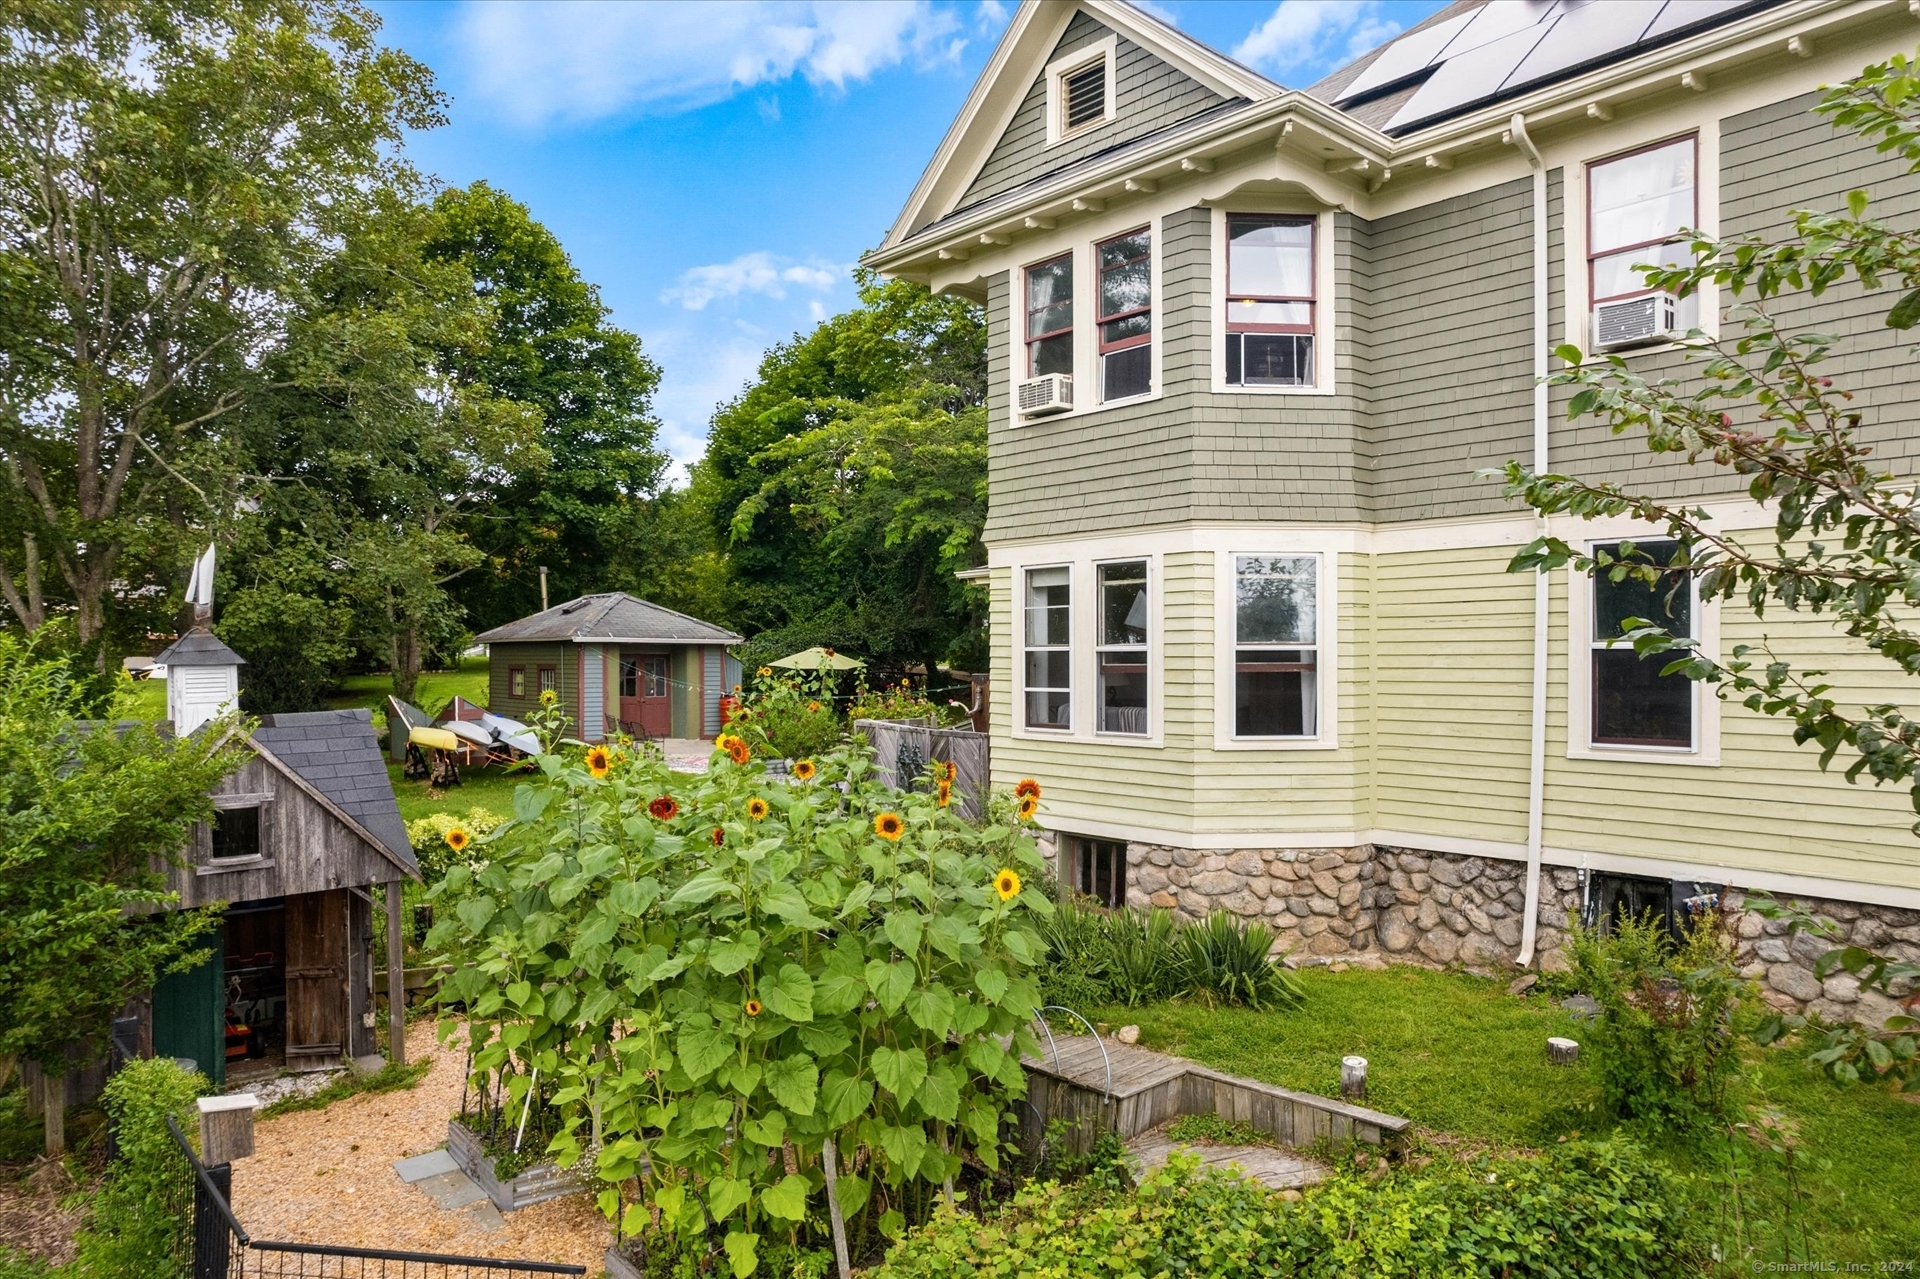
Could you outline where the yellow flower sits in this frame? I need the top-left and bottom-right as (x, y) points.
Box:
(444, 826), (470, 852)
(747, 797), (769, 820)
(540, 689), (558, 707)
(806, 700), (822, 713)
(744, 999), (762, 1018)
(585, 745), (611, 777)
(757, 666), (773, 678)
(995, 868), (1022, 901)
(1014, 778), (1041, 800)
(716, 733), (750, 765)
(1016, 793), (1039, 821)
(874, 812), (904, 841)
(792, 759), (817, 782)
(936, 779), (952, 808)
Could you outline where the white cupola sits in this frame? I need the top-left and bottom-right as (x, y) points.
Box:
(152, 544), (244, 735)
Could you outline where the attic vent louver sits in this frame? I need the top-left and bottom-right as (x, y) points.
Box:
(1064, 61), (1106, 131)
(558, 598), (591, 614)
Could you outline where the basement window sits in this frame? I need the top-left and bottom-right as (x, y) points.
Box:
(1070, 835), (1128, 909)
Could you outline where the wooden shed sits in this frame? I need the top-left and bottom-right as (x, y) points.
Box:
(144, 702), (420, 1086)
(476, 592), (743, 742)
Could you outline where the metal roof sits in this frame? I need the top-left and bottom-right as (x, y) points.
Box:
(251, 709), (415, 868)
(152, 628), (246, 668)
(474, 592), (744, 646)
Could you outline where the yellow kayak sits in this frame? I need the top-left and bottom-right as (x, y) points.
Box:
(409, 725), (460, 751)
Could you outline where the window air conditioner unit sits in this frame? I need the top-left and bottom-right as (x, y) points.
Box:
(1593, 292), (1680, 350)
(1016, 373), (1073, 417)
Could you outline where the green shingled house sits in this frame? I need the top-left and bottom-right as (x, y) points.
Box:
(476, 593), (743, 742)
(865, 0), (1920, 1007)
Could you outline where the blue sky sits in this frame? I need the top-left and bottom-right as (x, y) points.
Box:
(371, 0), (1450, 480)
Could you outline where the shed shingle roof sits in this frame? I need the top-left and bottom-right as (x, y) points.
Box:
(252, 709), (414, 868)
(474, 592), (743, 646)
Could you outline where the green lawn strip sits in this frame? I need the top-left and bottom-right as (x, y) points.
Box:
(329, 655), (491, 732)
(259, 1057), (433, 1120)
(1096, 965), (1600, 1145)
(387, 760), (529, 824)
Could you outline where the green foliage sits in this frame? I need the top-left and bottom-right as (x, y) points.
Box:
(71, 1058), (206, 1279)
(1748, 897), (1920, 1091)
(845, 678), (970, 728)
(405, 808), (507, 882)
(734, 668), (844, 761)
(1037, 901), (1299, 1011)
(258, 1056), (433, 1119)
(0, 632), (241, 1094)
(427, 704), (1052, 1276)
(695, 272), (987, 672)
(1163, 1112), (1268, 1147)
(1565, 913), (1749, 1130)
(873, 1137), (1702, 1279)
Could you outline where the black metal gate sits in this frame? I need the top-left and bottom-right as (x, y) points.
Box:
(167, 1117), (585, 1278)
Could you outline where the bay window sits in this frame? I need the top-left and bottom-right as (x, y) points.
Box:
(1024, 566), (1072, 729)
(1225, 214), (1314, 388)
(1234, 555), (1317, 737)
(1591, 540), (1694, 749)
(1096, 560), (1148, 734)
(1097, 230), (1151, 401)
(1026, 254), (1073, 378)
(1589, 136), (1696, 304)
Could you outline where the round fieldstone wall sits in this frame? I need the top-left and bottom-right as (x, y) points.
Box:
(1724, 889), (1920, 1027)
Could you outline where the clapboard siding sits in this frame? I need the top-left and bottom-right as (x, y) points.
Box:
(489, 640), (570, 727)
(960, 11), (1228, 210)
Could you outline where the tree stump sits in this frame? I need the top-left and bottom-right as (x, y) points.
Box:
(1547, 1037), (1579, 1066)
(1340, 1055), (1368, 1100)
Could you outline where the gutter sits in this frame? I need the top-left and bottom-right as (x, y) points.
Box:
(1507, 112), (1550, 970)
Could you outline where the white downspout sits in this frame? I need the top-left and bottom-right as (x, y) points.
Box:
(1508, 113), (1550, 968)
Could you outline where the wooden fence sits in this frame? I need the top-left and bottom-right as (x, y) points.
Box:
(853, 719), (989, 819)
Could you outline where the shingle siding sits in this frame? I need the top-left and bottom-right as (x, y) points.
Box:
(960, 11), (1227, 210)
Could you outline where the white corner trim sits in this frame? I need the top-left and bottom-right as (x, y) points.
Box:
(1045, 35), (1118, 148)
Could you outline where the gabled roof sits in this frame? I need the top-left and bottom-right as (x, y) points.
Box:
(250, 709), (416, 873)
(153, 628), (245, 668)
(475, 592), (744, 646)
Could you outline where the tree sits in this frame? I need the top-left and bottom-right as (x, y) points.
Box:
(421, 182), (669, 633)
(0, 630), (241, 1153)
(1491, 53), (1920, 1090)
(0, 0), (442, 659)
(698, 272), (987, 673)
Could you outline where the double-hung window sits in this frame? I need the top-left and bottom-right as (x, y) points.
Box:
(538, 665), (557, 696)
(1024, 566), (1072, 729)
(1026, 254), (1073, 378)
(1097, 230), (1151, 401)
(1589, 136), (1696, 305)
(1233, 555), (1318, 737)
(1097, 560), (1148, 734)
(1591, 540), (1694, 749)
(1225, 214), (1315, 388)
(508, 666), (526, 698)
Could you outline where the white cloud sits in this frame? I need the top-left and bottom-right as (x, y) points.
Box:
(645, 329), (767, 482)
(1131, 0), (1180, 27)
(455, 0), (964, 125)
(660, 252), (847, 311)
(1232, 0), (1401, 82)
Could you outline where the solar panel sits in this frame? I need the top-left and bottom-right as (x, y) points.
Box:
(1641, 0), (1759, 43)
(1386, 20), (1556, 132)
(1432, 0), (1566, 63)
(1502, 0), (1663, 94)
(1334, 9), (1477, 102)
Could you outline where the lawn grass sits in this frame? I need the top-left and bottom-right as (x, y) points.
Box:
(386, 758), (530, 824)
(328, 655), (491, 731)
(1093, 966), (1920, 1263)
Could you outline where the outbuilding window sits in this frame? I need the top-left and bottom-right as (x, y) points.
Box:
(509, 666), (526, 698)
(538, 666), (557, 696)
(211, 806), (262, 863)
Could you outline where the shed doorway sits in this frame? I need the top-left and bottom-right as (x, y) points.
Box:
(285, 889), (350, 1070)
(620, 650), (672, 738)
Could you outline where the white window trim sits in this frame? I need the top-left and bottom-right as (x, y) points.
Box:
(1566, 543), (1721, 767)
(1565, 119), (1720, 359)
(1213, 547), (1339, 751)
(1009, 214), (1163, 425)
(1011, 552), (1164, 748)
(1209, 205), (1337, 396)
(1044, 35), (1118, 147)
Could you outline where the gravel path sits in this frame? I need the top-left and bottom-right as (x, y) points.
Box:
(230, 1020), (609, 1270)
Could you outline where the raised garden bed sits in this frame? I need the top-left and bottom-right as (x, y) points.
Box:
(445, 1117), (586, 1212)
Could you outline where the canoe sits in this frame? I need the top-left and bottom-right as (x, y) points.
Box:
(438, 718), (494, 750)
(408, 725), (460, 751)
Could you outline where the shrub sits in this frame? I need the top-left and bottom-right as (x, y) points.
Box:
(846, 679), (968, 728)
(72, 1058), (205, 1279)
(428, 702), (1052, 1277)
(1566, 910), (1749, 1130)
(735, 669), (844, 760)
(1101, 907), (1183, 1007)
(872, 1136), (1704, 1279)
(1037, 903), (1300, 1012)
(406, 807), (505, 881)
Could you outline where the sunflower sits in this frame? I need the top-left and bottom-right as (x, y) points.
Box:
(716, 733), (751, 765)
(792, 759), (817, 782)
(1016, 793), (1039, 821)
(585, 745), (612, 777)
(873, 812), (904, 841)
(744, 999), (762, 1018)
(540, 688), (558, 707)
(444, 826), (470, 852)
(711, 826), (726, 846)
(942, 760), (958, 784)
(1014, 778), (1041, 800)
(648, 795), (679, 821)
(806, 700), (822, 713)
(757, 665), (773, 678)
(995, 868), (1022, 901)
(747, 797), (770, 821)
(936, 779), (952, 808)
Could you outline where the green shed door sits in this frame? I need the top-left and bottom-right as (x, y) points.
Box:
(152, 946), (225, 1088)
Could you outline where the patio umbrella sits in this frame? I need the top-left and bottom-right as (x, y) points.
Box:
(770, 646), (865, 671)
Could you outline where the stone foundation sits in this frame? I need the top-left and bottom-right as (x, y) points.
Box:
(1041, 833), (1919, 1027)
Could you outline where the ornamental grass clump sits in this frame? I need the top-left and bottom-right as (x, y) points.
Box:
(426, 698), (1052, 1278)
